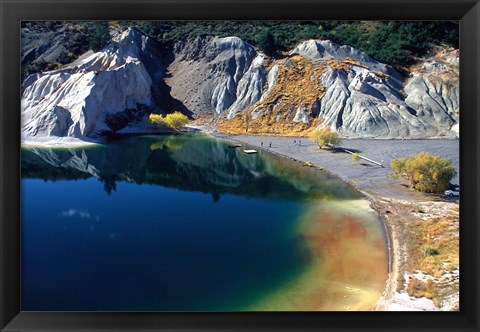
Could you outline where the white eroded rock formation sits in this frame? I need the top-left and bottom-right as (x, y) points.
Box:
(167, 37), (458, 138)
(21, 29), (459, 141)
(21, 27), (164, 140)
(167, 36), (261, 115)
(266, 40), (458, 138)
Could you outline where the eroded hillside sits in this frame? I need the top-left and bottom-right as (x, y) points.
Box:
(21, 27), (459, 142)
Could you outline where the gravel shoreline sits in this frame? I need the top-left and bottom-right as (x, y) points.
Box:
(212, 133), (460, 311)
(212, 134), (459, 202)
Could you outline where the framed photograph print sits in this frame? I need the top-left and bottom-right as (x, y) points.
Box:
(1, 0), (479, 331)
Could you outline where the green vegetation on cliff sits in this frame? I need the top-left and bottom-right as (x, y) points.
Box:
(22, 20), (458, 78)
(128, 20), (458, 67)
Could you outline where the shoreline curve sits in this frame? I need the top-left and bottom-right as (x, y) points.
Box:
(211, 132), (459, 311)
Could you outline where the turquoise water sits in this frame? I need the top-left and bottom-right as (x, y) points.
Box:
(21, 134), (385, 311)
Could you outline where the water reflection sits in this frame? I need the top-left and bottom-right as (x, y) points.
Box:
(22, 134), (361, 200)
(21, 134), (387, 311)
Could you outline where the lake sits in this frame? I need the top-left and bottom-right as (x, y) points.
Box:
(21, 134), (388, 311)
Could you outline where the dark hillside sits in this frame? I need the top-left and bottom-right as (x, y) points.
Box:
(22, 20), (458, 79)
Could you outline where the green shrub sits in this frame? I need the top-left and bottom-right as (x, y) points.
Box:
(423, 246), (439, 257)
(256, 28), (276, 55)
(390, 152), (456, 193)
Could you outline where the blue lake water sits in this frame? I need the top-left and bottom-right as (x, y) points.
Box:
(21, 134), (387, 311)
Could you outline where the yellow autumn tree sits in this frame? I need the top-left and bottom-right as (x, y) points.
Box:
(163, 112), (189, 131)
(146, 112), (189, 131)
(308, 127), (342, 149)
(390, 152), (456, 193)
(146, 113), (166, 128)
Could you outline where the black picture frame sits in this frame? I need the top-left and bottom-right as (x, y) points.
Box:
(1, 0), (479, 331)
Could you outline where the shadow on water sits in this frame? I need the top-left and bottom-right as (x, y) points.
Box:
(21, 134), (361, 201)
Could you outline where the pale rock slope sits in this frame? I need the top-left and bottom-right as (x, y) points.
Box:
(214, 39), (458, 138)
(291, 39), (389, 73)
(244, 40), (458, 138)
(21, 27), (164, 140)
(403, 48), (459, 137)
(21, 29), (459, 141)
(166, 36), (263, 115)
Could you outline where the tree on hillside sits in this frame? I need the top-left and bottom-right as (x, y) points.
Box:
(390, 152), (456, 193)
(308, 127), (342, 149)
(256, 28), (276, 55)
(88, 22), (111, 52)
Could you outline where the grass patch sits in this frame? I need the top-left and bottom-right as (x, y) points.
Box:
(407, 214), (459, 277)
(406, 277), (437, 299)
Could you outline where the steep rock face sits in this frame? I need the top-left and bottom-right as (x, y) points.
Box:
(21, 28), (164, 140)
(166, 36), (263, 115)
(318, 46), (459, 138)
(403, 48), (459, 137)
(291, 39), (390, 74)
(22, 29), (459, 141)
(220, 39), (459, 138)
(220, 54), (327, 134)
(226, 54), (267, 119)
(316, 57), (424, 138)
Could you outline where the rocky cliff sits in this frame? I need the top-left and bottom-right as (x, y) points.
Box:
(21, 28), (459, 142)
(166, 36), (259, 115)
(22, 27), (164, 140)
(217, 40), (459, 138)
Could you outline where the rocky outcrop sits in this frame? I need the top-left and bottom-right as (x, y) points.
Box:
(166, 36), (262, 115)
(403, 48), (459, 137)
(220, 40), (459, 138)
(21, 28), (164, 140)
(226, 54), (267, 119)
(316, 46), (459, 138)
(21, 28), (459, 141)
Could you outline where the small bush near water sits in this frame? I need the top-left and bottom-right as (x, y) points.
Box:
(390, 152), (456, 194)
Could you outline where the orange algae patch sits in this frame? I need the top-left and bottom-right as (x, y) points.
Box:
(248, 200), (388, 311)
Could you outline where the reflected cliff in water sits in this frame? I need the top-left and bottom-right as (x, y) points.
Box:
(22, 134), (361, 200)
(21, 134), (387, 311)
